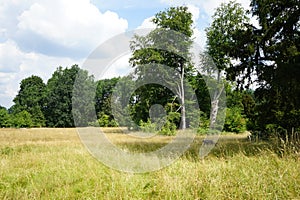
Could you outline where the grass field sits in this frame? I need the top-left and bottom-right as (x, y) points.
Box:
(0, 128), (300, 199)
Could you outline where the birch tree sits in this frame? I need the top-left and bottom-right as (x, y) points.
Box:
(130, 6), (194, 129)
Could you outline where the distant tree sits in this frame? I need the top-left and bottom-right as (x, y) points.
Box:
(110, 75), (137, 128)
(188, 74), (211, 117)
(72, 69), (96, 127)
(95, 78), (120, 116)
(13, 75), (46, 127)
(92, 77), (120, 127)
(0, 107), (10, 127)
(45, 65), (95, 127)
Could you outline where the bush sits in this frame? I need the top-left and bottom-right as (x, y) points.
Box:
(140, 119), (157, 133)
(11, 111), (33, 128)
(223, 107), (247, 133)
(88, 112), (118, 127)
(139, 117), (178, 136)
(196, 111), (210, 135)
(159, 120), (177, 136)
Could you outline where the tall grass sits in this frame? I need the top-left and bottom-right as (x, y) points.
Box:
(0, 128), (299, 199)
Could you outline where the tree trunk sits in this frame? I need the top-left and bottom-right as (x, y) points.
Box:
(180, 66), (186, 129)
(210, 70), (224, 130)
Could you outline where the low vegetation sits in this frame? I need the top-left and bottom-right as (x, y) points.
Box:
(1, 128), (299, 199)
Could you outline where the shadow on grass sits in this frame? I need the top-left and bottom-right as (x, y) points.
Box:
(110, 133), (299, 161)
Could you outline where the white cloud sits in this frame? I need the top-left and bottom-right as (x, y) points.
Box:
(103, 54), (132, 79)
(186, 4), (200, 23)
(16, 0), (128, 56)
(137, 17), (156, 30)
(193, 28), (206, 49)
(0, 0), (130, 107)
(0, 40), (82, 108)
(0, 40), (22, 73)
(160, 0), (252, 18)
(186, 4), (207, 49)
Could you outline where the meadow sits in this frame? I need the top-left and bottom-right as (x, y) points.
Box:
(0, 128), (299, 199)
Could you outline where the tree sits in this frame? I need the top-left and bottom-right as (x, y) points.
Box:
(203, 1), (249, 133)
(0, 107), (10, 127)
(95, 78), (119, 117)
(72, 69), (96, 127)
(45, 65), (95, 127)
(223, 85), (248, 133)
(13, 75), (46, 127)
(248, 0), (300, 136)
(130, 6), (194, 129)
(207, 0), (300, 137)
(92, 77), (120, 127)
(110, 75), (137, 128)
(205, 1), (250, 73)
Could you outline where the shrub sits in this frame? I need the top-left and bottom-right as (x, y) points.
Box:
(223, 107), (247, 133)
(140, 119), (157, 133)
(11, 111), (33, 128)
(159, 120), (177, 136)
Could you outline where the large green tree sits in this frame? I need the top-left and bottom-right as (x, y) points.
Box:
(12, 75), (46, 127)
(45, 65), (95, 127)
(248, 0), (300, 136)
(205, 1), (250, 73)
(207, 0), (300, 136)
(130, 6), (195, 129)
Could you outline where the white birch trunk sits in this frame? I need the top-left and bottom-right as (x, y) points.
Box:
(180, 65), (186, 129)
(209, 70), (224, 130)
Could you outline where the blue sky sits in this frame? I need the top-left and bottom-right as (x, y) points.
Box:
(0, 0), (251, 108)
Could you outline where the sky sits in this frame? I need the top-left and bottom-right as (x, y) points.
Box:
(0, 0), (252, 108)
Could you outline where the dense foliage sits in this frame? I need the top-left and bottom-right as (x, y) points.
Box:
(206, 0), (300, 138)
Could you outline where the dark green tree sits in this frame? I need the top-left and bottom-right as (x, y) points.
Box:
(95, 78), (120, 115)
(0, 107), (10, 127)
(94, 77), (120, 127)
(110, 75), (137, 128)
(72, 69), (96, 127)
(13, 75), (46, 127)
(207, 0), (300, 137)
(45, 65), (95, 127)
(248, 0), (300, 136)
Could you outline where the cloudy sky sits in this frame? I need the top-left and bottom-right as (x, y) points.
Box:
(0, 0), (252, 108)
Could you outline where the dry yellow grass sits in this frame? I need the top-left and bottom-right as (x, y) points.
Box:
(0, 128), (299, 199)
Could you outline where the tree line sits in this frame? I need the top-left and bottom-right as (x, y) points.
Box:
(0, 63), (250, 135)
(0, 0), (299, 139)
